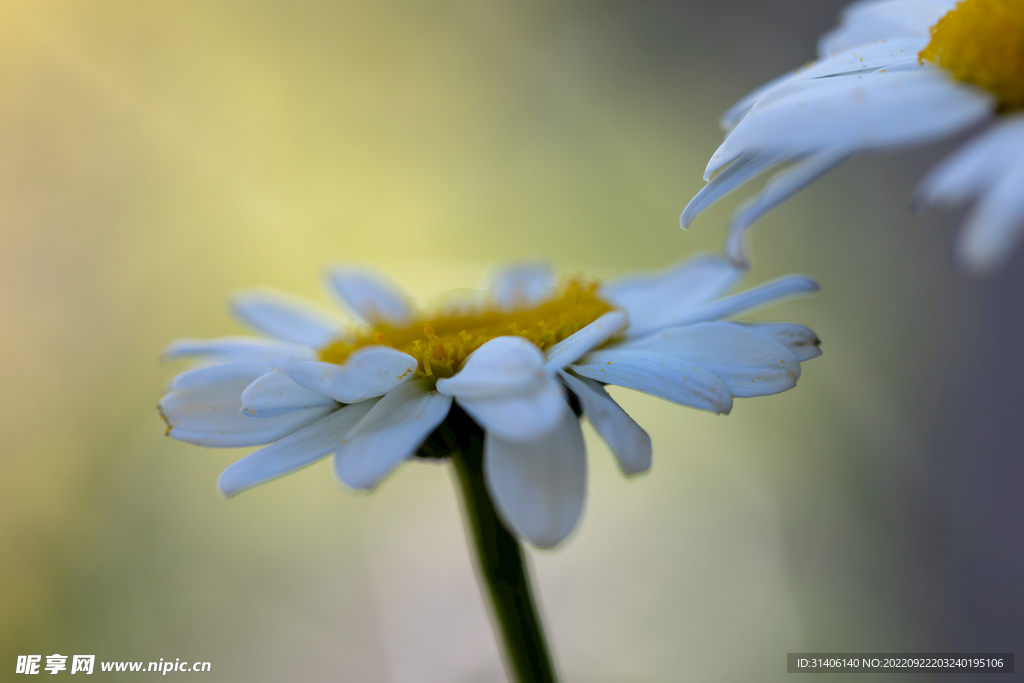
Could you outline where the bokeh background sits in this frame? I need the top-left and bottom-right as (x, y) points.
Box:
(1, 1), (1021, 681)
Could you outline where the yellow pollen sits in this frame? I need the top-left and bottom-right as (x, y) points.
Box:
(919, 0), (1024, 111)
(319, 278), (614, 380)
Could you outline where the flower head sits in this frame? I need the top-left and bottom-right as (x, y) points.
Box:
(683, 0), (1024, 272)
(920, 0), (1024, 111)
(160, 256), (821, 547)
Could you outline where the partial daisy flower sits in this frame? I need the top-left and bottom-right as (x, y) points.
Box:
(159, 256), (821, 548)
(682, 0), (1024, 272)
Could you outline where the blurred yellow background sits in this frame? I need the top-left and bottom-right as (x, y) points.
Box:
(2, 1), (1020, 681)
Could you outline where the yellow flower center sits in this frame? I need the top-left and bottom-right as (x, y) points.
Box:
(319, 278), (614, 379)
(919, 0), (1024, 111)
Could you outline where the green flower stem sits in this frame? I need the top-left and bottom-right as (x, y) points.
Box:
(452, 442), (560, 683)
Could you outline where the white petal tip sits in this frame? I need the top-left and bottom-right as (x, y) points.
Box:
(333, 460), (385, 493)
(773, 274), (820, 294)
(798, 277), (821, 292)
(680, 203), (696, 229)
(702, 160), (717, 182)
(520, 524), (578, 549)
(680, 192), (708, 229)
(160, 338), (203, 363)
(703, 147), (738, 183)
(702, 159), (721, 183)
(217, 475), (241, 499)
(619, 450), (653, 477)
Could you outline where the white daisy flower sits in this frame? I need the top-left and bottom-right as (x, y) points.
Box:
(682, 0), (1024, 272)
(159, 256), (821, 548)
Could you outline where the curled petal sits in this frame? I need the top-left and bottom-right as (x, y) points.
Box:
(437, 336), (549, 399)
(240, 370), (338, 418)
(737, 322), (822, 362)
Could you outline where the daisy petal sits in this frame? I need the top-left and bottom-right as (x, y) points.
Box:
(162, 337), (316, 364)
(571, 348), (733, 414)
(640, 275), (819, 331)
(738, 322), (823, 362)
(457, 378), (569, 442)
(818, 0), (957, 57)
(603, 255), (743, 337)
(437, 337), (570, 441)
(724, 149), (852, 266)
(169, 361), (270, 391)
(714, 69), (992, 165)
(160, 363), (333, 447)
(327, 266), (414, 325)
(704, 78), (845, 181)
(334, 379), (452, 490)
(437, 336), (548, 399)
(543, 311), (628, 371)
(484, 409), (586, 548)
(240, 370), (339, 418)
(624, 322), (802, 398)
(218, 400), (377, 497)
(488, 262), (556, 311)
(602, 254), (740, 307)
(271, 346), (417, 404)
(682, 150), (786, 227)
(559, 370), (651, 476)
(954, 160), (1024, 273)
(231, 289), (343, 347)
(916, 116), (1024, 208)
(721, 37), (930, 131)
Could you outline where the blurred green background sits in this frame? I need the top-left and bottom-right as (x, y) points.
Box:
(1, 1), (1020, 681)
